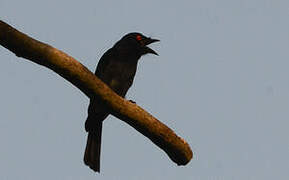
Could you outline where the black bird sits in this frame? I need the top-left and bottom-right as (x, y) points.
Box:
(84, 32), (159, 172)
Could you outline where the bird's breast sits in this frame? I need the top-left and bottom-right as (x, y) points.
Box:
(105, 61), (138, 97)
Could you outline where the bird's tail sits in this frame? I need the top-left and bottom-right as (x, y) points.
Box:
(84, 122), (102, 172)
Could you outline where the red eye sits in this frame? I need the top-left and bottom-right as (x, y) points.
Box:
(136, 35), (142, 41)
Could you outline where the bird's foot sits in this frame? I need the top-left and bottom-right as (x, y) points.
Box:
(129, 100), (136, 104)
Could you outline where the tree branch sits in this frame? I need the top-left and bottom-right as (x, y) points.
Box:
(0, 20), (192, 166)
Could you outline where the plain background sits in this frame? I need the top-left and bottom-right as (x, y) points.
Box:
(1, 0), (289, 179)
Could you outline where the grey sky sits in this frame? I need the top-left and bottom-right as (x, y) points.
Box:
(1, 0), (289, 179)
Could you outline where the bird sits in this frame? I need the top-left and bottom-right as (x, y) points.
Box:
(84, 32), (159, 172)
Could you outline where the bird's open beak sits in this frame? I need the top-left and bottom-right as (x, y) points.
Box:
(142, 38), (160, 55)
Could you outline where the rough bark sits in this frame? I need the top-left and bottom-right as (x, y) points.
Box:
(0, 20), (192, 166)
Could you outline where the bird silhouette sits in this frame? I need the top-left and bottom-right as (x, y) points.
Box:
(84, 32), (159, 172)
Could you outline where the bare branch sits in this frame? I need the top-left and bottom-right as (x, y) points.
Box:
(0, 20), (192, 166)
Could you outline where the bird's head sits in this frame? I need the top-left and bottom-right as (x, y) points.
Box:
(115, 32), (159, 56)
